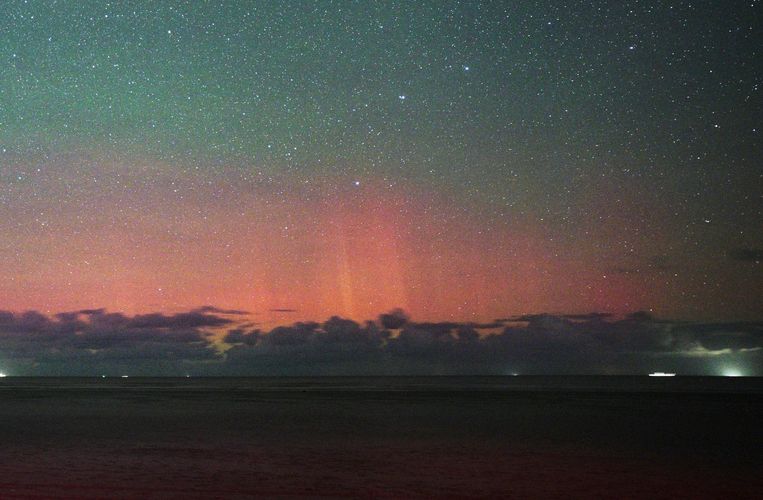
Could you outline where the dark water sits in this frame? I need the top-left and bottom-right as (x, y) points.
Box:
(0, 376), (761, 498)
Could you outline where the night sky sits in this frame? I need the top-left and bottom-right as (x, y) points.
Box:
(0, 1), (760, 375)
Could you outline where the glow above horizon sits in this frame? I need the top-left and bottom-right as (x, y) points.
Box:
(2, 154), (658, 324)
(0, 1), (761, 326)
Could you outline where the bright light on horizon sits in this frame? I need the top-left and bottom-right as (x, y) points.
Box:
(721, 368), (743, 377)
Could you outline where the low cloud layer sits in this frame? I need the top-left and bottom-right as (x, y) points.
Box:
(0, 308), (760, 375)
(0, 309), (223, 375)
(222, 312), (762, 375)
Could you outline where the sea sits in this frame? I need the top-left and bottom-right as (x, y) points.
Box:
(0, 376), (760, 499)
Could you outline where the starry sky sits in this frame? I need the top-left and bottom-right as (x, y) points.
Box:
(0, 0), (761, 374)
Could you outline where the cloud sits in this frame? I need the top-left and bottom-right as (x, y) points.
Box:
(562, 313), (613, 321)
(224, 317), (389, 374)
(0, 308), (224, 374)
(192, 306), (250, 315)
(1, 307), (761, 376)
(126, 311), (234, 329)
(268, 308), (298, 313)
(223, 328), (260, 346)
(671, 321), (763, 351)
(78, 308), (107, 315)
(467, 321), (506, 329)
(220, 310), (763, 375)
(378, 308), (409, 329)
(729, 248), (763, 262)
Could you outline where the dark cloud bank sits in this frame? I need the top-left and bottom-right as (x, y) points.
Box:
(0, 307), (760, 376)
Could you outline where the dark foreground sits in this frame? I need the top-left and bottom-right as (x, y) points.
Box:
(0, 376), (761, 499)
